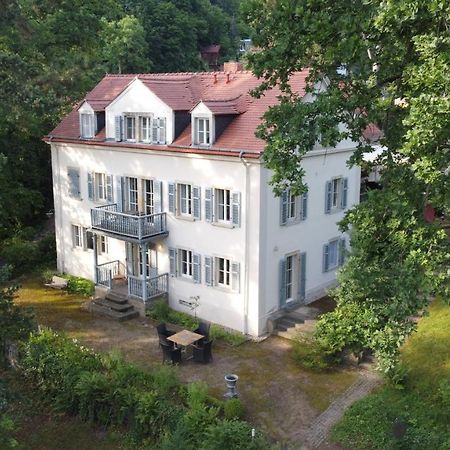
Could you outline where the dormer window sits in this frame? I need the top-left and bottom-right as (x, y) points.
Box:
(140, 116), (152, 142)
(80, 113), (95, 139)
(195, 118), (210, 145)
(125, 115), (136, 141)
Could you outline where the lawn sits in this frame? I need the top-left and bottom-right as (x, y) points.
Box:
(332, 298), (450, 449)
(14, 277), (361, 446)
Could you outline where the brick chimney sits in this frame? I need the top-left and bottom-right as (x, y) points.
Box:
(223, 61), (243, 73)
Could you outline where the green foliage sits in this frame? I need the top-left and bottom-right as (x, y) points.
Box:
(149, 299), (199, 330)
(0, 266), (35, 366)
(0, 380), (17, 449)
(291, 334), (337, 372)
(20, 329), (267, 446)
(243, 0), (450, 374)
(223, 398), (245, 420)
(61, 275), (94, 297)
(201, 419), (271, 450)
(209, 324), (247, 346)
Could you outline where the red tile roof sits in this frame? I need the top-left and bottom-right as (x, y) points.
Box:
(47, 71), (310, 158)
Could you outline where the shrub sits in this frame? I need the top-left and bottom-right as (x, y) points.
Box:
(290, 334), (337, 371)
(36, 233), (56, 267)
(0, 380), (17, 449)
(0, 236), (39, 277)
(201, 419), (271, 450)
(224, 398), (245, 420)
(209, 324), (247, 346)
(149, 299), (199, 330)
(62, 274), (94, 296)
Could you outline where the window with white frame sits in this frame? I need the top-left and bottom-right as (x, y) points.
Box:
(323, 237), (346, 272)
(80, 113), (95, 139)
(125, 115), (136, 141)
(168, 182), (200, 219)
(179, 249), (193, 278)
(215, 188), (231, 222)
(125, 177), (139, 212)
(168, 248), (201, 283)
(279, 252), (306, 306)
(98, 235), (109, 255)
(72, 225), (82, 248)
(325, 177), (348, 213)
(95, 173), (107, 201)
(140, 116), (152, 142)
(88, 172), (112, 203)
(280, 189), (308, 225)
(178, 183), (192, 216)
(143, 179), (154, 215)
(216, 257), (231, 288)
(195, 118), (210, 145)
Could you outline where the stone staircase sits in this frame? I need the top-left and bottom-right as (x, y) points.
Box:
(273, 306), (321, 340)
(91, 290), (139, 321)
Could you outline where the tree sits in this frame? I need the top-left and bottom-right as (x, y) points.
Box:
(243, 0), (450, 372)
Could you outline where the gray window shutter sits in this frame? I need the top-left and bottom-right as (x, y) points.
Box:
(193, 253), (201, 283)
(169, 248), (177, 276)
(322, 244), (330, 272)
(325, 181), (332, 214)
(115, 176), (124, 212)
(82, 227), (88, 251)
(106, 175), (113, 203)
(68, 168), (80, 198)
(301, 192), (308, 220)
(71, 225), (77, 248)
(154, 180), (162, 213)
(339, 237), (346, 266)
(280, 190), (288, 225)
(279, 258), (287, 307)
(204, 256), (213, 286)
(232, 191), (241, 227)
(168, 182), (176, 214)
(160, 118), (166, 144)
(341, 177), (348, 209)
(205, 188), (213, 222)
(115, 116), (123, 142)
(193, 186), (201, 220)
(231, 261), (240, 292)
(298, 252), (306, 301)
(87, 172), (94, 200)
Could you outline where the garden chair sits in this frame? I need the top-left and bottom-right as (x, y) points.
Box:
(160, 342), (182, 364)
(156, 322), (175, 337)
(194, 321), (210, 343)
(193, 339), (213, 364)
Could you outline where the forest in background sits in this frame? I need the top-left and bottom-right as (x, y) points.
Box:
(0, 0), (247, 245)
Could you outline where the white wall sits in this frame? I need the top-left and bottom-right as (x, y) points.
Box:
(51, 142), (263, 335)
(259, 147), (360, 332)
(105, 80), (175, 144)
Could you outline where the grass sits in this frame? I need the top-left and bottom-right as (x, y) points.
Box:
(1, 370), (125, 450)
(332, 298), (450, 449)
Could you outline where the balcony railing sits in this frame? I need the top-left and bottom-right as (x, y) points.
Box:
(91, 204), (168, 241)
(96, 260), (124, 289)
(128, 273), (169, 303)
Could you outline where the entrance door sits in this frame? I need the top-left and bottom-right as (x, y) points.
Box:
(127, 243), (158, 278)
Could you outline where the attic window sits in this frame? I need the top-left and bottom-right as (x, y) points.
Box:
(195, 118), (210, 145)
(80, 113), (95, 139)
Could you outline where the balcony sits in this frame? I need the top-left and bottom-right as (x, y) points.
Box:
(91, 204), (168, 242)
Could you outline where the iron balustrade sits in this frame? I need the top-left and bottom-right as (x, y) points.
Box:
(91, 204), (167, 240)
(128, 273), (169, 303)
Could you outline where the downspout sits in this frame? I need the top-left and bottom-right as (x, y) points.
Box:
(239, 150), (250, 335)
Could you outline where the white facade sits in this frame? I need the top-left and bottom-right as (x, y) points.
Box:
(49, 77), (360, 337)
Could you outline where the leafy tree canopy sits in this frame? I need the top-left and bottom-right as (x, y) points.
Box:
(243, 0), (450, 372)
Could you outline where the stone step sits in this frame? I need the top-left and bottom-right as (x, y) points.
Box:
(93, 298), (134, 313)
(90, 302), (139, 322)
(105, 291), (129, 304)
(274, 329), (300, 340)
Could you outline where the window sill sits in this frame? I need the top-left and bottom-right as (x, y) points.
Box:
(176, 215), (195, 222)
(211, 221), (234, 229)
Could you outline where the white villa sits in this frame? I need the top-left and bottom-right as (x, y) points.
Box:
(45, 63), (361, 337)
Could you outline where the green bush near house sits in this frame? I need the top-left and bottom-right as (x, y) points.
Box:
(149, 299), (199, 330)
(209, 324), (247, 346)
(40, 270), (94, 297)
(20, 329), (274, 448)
(290, 334), (338, 371)
(332, 299), (450, 449)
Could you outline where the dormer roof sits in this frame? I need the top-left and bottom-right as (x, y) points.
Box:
(46, 70), (310, 158)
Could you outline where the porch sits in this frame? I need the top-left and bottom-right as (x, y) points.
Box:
(95, 260), (169, 304)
